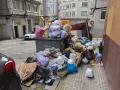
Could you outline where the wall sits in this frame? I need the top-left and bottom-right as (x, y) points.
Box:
(0, 0), (9, 15)
(103, 0), (120, 90)
(0, 17), (11, 40)
(92, 9), (106, 37)
(13, 17), (28, 38)
(92, 0), (108, 37)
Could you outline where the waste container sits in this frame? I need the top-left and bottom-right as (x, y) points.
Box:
(36, 38), (65, 52)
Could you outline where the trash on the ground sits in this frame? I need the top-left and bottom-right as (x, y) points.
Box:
(18, 22), (104, 87)
(57, 69), (68, 78)
(82, 57), (89, 64)
(36, 52), (49, 67)
(82, 49), (94, 60)
(79, 37), (87, 44)
(90, 60), (99, 66)
(85, 68), (94, 78)
(73, 42), (83, 52)
(95, 52), (103, 62)
(69, 53), (76, 61)
(72, 36), (80, 43)
(67, 58), (78, 74)
(25, 56), (36, 63)
(67, 63), (78, 74)
(17, 62), (37, 86)
(50, 75), (60, 80)
(44, 78), (55, 85)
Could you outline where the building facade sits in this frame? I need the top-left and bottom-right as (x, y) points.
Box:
(38, 0), (58, 27)
(47, 0), (58, 18)
(91, 0), (108, 37)
(39, 0), (47, 26)
(59, 0), (94, 24)
(0, 0), (40, 40)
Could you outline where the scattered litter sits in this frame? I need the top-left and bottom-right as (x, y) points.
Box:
(17, 20), (104, 87)
(82, 57), (89, 64)
(67, 59), (78, 74)
(85, 68), (94, 78)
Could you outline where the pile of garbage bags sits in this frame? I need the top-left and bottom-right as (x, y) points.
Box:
(17, 32), (103, 87)
(71, 36), (103, 78)
(17, 47), (81, 86)
(35, 20), (71, 39)
(71, 36), (103, 62)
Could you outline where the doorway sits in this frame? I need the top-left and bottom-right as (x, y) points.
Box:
(28, 20), (32, 33)
(23, 25), (26, 35)
(14, 26), (19, 38)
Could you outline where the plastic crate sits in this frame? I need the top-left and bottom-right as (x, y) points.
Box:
(36, 38), (65, 52)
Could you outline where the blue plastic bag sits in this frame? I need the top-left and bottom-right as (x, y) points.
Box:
(67, 63), (78, 74)
(95, 52), (103, 62)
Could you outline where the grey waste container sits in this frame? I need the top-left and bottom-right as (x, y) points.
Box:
(36, 38), (65, 52)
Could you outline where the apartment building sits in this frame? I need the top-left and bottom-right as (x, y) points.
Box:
(47, 0), (57, 18)
(0, 0), (40, 40)
(38, 0), (58, 26)
(59, 0), (94, 24)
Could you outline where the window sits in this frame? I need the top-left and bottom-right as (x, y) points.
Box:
(66, 4), (69, 9)
(101, 11), (106, 19)
(13, 0), (17, 9)
(27, 3), (31, 11)
(66, 12), (68, 17)
(40, 10), (43, 15)
(22, 1), (25, 10)
(72, 11), (75, 17)
(63, 6), (66, 10)
(60, 6), (62, 10)
(69, 12), (71, 17)
(72, 3), (75, 8)
(82, 2), (88, 7)
(16, 0), (20, 9)
(70, 4), (72, 9)
(13, 0), (16, 9)
(34, 5), (38, 12)
(81, 11), (88, 16)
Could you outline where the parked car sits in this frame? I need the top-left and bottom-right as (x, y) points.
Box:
(24, 33), (36, 40)
(0, 53), (22, 90)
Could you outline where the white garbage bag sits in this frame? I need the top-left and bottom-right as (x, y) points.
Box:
(82, 57), (89, 64)
(68, 59), (74, 64)
(85, 68), (94, 78)
(69, 53), (76, 61)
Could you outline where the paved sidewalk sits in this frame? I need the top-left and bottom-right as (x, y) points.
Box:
(56, 65), (110, 90)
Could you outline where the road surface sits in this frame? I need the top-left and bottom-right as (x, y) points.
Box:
(0, 39), (36, 63)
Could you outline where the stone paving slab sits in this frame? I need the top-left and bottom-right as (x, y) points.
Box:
(56, 65), (110, 90)
(22, 84), (45, 90)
